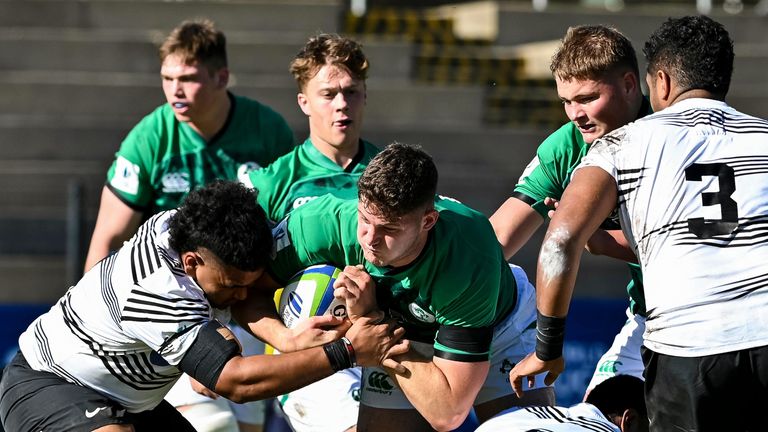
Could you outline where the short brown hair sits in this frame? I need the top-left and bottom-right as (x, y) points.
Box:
(550, 25), (638, 82)
(290, 34), (369, 91)
(159, 19), (227, 72)
(358, 143), (437, 221)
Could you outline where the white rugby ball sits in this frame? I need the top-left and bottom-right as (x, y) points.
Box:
(278, 264), (347, 328)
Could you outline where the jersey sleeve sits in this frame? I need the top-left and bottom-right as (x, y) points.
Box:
(247, 164), (282, 223)
(105, 114), (160, 209)
(513, 128), (573, 218)
(267, 196), (357, 285)
(120, 275), (214, 367)
(577, 126), (628, 179)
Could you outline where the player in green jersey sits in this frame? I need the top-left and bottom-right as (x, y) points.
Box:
(82, 20), (295, 432)
(84, 19), (294, 272)
(489, 25), (650, 397)
(243, 34), (378, 432)
(235, 143), (554, 432)
(246, 34), (378, 224)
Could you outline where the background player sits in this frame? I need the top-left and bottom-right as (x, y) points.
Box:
(235, 143), (554, 432)
(476, 375), (647, 432)
(84, 19), (294, 271)
(81, 19), (296, 431)
(510, 15), (768, 431)
(243, 33), (378, 432)
(0, 181), (406, 432)
(488, 25), (650, 394)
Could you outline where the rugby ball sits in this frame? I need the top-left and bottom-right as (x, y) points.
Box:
(278, 264), (347, 328)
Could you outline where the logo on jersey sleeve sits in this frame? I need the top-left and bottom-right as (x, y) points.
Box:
(111, 155), (140, 195)
(237, 162), (261, 185)
(517, 155), (541, 185)
(271, 217), (292, 258)
(408, 302), (436, 324)
(161, 172), (190, 193)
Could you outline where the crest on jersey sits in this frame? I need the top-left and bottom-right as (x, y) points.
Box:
(408, 302), (436, 323)
(161, 172), (190, 194)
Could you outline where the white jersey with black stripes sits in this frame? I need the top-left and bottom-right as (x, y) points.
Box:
(476, 403), (619, 432)
(578, 97), (768, 357)
(18, 211), (230, 412)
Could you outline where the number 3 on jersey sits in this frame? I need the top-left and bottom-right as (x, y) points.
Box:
(685, 162), (738, 238)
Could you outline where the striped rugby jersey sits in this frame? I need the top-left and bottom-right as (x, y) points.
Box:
(579, 98), (768, 357)
(18, 211), (230, 412)
(476, 403), (619, 432)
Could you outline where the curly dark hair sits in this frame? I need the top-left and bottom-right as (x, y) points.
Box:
(168, 180), (272, 272)
(586, 375), (647, 424)
(643, 15), (733, 97)
(357, 143), (437, 221)
(290, 33), (369, 91)
(551, 25), (639, 82)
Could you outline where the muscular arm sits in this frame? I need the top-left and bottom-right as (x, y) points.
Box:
(509, 167), (617, 395)
(489, 197), (544, 260)
(216, 316), (407, 403)
(231, 272), (343, 352)
(537, 167), (619, 317)
(388, 349), (489, 431)
(584, 229), (638, 263)
(83, 186), (143, 271)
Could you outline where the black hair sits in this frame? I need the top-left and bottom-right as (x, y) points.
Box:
(586, 374), (647, 421)
(168, 180), (272, 271)
(357, 142), (438, 221)
(643, 15), (734, 97)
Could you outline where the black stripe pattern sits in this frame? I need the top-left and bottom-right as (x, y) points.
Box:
(647, 107), (768, 133)
(59, 292), (180, 390)
(129, 212), (167, 284)
(520, 406), (617, 431)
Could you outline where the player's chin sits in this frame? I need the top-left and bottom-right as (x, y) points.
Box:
(363, 251), (387, 267)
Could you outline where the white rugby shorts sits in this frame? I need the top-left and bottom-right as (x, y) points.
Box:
(585, 307), (646, 395)
(361, 264), (548, 409)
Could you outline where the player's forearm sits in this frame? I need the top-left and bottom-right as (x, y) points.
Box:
(231, 294), (292, 350)
(536, 226), (584, 317)
(389, 354), (485, 431)
(216, 348), (335, 403)
(585, 229), (638, 263)
(489, 197), (544, 260)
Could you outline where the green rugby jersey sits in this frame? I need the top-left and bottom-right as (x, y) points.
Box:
(269, 194), (517, 361)
(513, 98), (652, 316)
(106, 93), (294, 214)
(247, 138), (379, 222)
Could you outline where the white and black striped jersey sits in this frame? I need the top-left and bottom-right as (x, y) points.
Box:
(579, 98), (768, 357)
(475, 403), (619, 432)
(18, 211), (230, 412)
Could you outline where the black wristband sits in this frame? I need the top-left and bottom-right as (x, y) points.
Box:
(323, 338), (354, 372)
(535, 311), (566, 361)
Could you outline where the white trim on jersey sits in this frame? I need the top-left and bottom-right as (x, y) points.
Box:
(18, 211), (227, 412)
(578, 98), (768, 357)
(475, 403), (619, 432)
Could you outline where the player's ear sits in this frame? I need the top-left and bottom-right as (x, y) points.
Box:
(622, 70), (638, 96)
(181, 251), (203, 275)
(216, 67), (229, 89)
(422, 208), (439, 231)
(654, 69), (672, 103)
(297, 92), (311, 116)
(619, 408), (648, 432)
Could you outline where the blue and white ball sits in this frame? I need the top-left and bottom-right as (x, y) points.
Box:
(278, 264), (347, 328)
